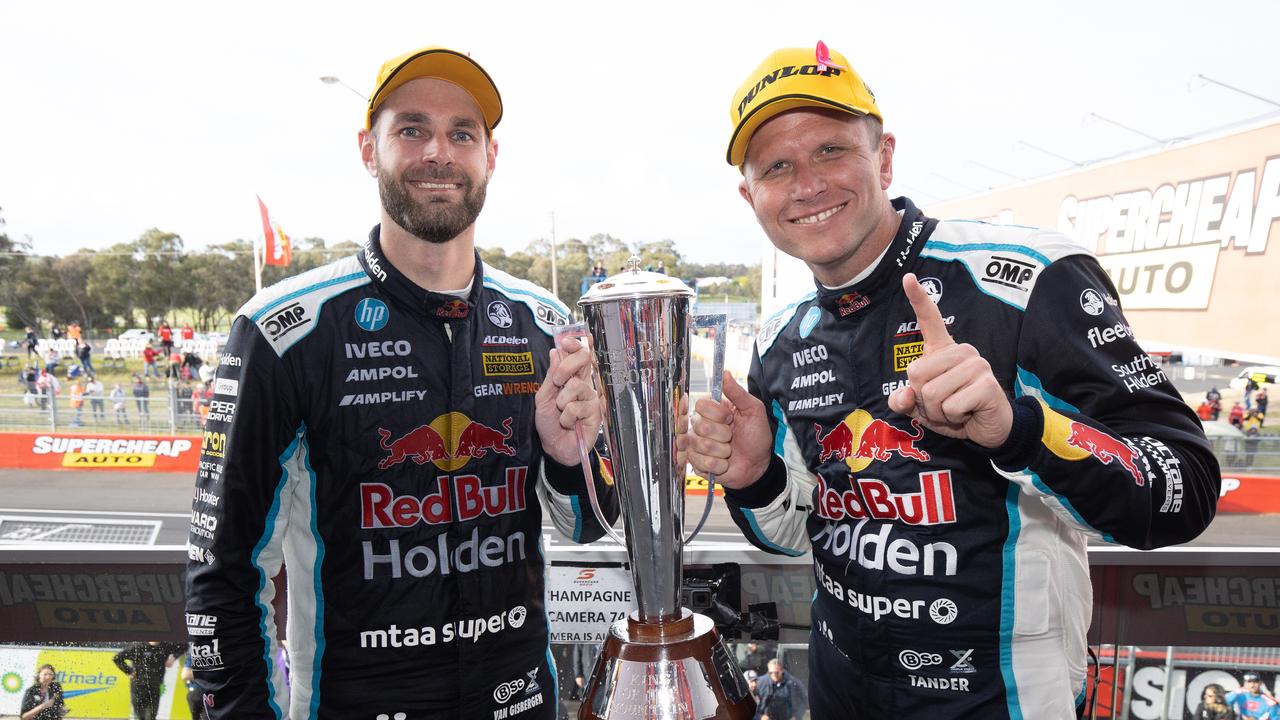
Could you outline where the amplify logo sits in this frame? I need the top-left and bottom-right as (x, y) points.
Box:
(815, 411), (930, 470)
(377, 413), (515, 471)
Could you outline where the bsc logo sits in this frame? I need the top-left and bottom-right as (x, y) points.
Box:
(355, 298), (389, 332)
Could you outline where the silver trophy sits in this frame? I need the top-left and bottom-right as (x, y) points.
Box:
(566, 258), (753, 720)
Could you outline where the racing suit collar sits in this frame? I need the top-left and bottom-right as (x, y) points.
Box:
(359, 225), (480, 321)
(814, 196), (933, 319)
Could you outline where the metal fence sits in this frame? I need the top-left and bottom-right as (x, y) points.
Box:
(0, 386), (209, 435)
(1207, 435), (1280, 474)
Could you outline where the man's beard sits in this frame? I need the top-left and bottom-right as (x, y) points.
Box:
(379, 167), (488, 244)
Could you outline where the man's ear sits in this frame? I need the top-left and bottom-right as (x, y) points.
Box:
(878, 132), (896, 190)
(739, 178), (755, 211)
(359, 128), (378, 178)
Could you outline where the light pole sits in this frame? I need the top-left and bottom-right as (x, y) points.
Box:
(319, 76), (368, 101)
(1192, 73), (1280, 109)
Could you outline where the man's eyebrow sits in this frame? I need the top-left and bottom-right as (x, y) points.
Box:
(390, 111), (432, 125)
(452, 116), (480, 130)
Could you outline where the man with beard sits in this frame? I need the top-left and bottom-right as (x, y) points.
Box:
(185, 45), (618, 719)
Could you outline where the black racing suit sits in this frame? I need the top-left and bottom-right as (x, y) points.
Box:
(185, 229), (618, 719)
(726, 198), (1219, 719)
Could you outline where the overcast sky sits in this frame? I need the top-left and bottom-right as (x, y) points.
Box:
(2, 1), (1277, 265)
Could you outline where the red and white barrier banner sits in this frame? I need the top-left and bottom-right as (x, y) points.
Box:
(0, 433), (200, 472)
(1218, 473), (1280, 513)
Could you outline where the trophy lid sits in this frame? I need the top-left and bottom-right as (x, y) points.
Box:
(579, 256), (695, 306)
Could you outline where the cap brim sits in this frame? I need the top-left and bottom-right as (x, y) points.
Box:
(727, 95), (869, 167)
(367, 49), (502, 131)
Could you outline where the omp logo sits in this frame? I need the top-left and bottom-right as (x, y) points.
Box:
(213, 378), (239, 397)
(535, 303), (567, 326)
(262, 302), (309, 340)
(355, 298), (389, 332)
(981, 256), (1035, 291)
(899, 649), (943, 670)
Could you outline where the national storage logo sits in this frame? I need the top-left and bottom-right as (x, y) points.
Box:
(482, 352), (534, 376)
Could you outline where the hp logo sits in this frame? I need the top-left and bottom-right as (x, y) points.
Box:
(355, 298), (389, 332)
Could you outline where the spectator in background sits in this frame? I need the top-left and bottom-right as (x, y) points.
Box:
(183, 351), (203, 381)
(655, 260), (667, 274)
(1230, 402), (1245, 429)
(744, 670), (761, 708)
(67, 323), (81, 343)
(35, 368), (59, 410)
(181, 322), (195, 342)
(738, 641), (773, 677)
(24, 327), (38, 360)
(50, 325), (62, 342)
(20, 365), (39, 407)
(166, 350), (183, 381)
(1246, 377), (1260, 410)
(20, 663), (67, 720)
(69, 378), (85, 427)
(1243, 410), (1264, 468)
(76, 339), (94, 377)
(1257, 387), (1269, 423)
(132, 375), (150, 419)
(1194, 682), (1233, 720)
(43, 347), (58, 375)
(1225, 672), (1279, 719)
(159, 321), (174, 357)
(756, 658), (807, 720)
(111, 383), (128, 424)
(113, 641), (180, 720)
(142, 343), (159, 378)
(1205, 387), (1222, 420)
(86, 375), (105, 423)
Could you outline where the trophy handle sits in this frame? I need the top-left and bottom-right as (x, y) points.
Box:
(684, 313), (727, 544)
(554, 323), (626, 546)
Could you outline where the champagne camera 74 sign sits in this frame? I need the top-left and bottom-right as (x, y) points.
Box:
(545, 565), (636, 643)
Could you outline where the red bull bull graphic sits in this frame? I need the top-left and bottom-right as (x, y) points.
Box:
(377, 412), (517, 471)
(815, 471), (957, 525)
(1065, 422), (1146, 487)
(816, 410), (931, 471)
(361, 467), (528, 528)
(1039, 400), (1148, 487)
(435, 298), (469, 318)
(455, 417), (515, 458)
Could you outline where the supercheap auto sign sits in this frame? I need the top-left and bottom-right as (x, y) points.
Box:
(0, 432), (200, 472)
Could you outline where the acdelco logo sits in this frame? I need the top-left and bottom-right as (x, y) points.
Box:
(262, 302), (309, 340)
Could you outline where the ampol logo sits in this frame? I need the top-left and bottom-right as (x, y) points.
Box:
(377, 413), (515, 471)
(815, 410), (930, 471)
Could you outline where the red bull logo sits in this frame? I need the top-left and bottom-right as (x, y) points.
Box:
(1065, 421), (1146, 487)
(836, 291), (871, 317)
(815, 471), (956, 525)
(361, 467), (528, 527)
(377, 413), (517, 471)
(816, 412), (930, 470)
(435, 298), (469, 318)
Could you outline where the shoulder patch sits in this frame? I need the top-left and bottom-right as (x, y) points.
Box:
(757, 293), (816, 357)
(481, 264), (571, 337)
(240, 255), (370, 356)
(920, 222), (1090, 310)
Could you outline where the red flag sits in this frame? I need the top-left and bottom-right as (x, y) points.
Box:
(256, 195), (291, 267)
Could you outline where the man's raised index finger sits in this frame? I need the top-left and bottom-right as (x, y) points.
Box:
(903, 273), (954, 352)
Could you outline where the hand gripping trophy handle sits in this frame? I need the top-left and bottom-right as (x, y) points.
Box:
(683, 313), (727, 544)
(554, 322), (627, 547)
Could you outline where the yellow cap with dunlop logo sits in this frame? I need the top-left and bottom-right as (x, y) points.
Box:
(366, 45), (503, 132)
(726, 41), (882, 167)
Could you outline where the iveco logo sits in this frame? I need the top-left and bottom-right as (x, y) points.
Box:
(355, 298), (389, 332)
(263, 302), (310, 340)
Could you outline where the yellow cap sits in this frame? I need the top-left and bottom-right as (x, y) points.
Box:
(366, 46), (503, 132)
(726, 42), (882, 166)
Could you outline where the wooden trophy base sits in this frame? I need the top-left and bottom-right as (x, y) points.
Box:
(578, 608), (756, 720)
